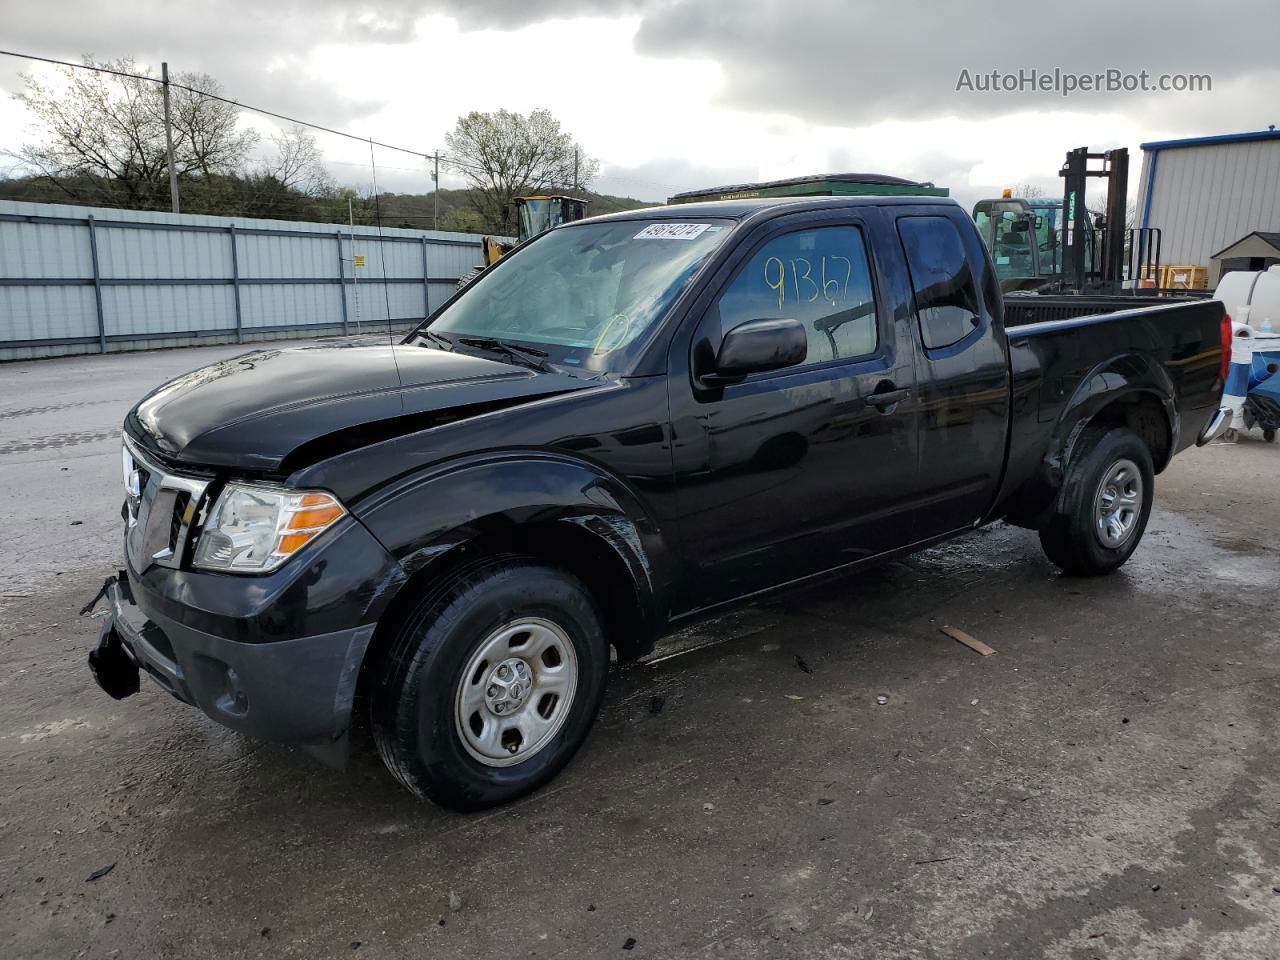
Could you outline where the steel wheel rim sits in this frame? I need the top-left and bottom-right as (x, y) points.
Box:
(1093, 458), (1143, 548)
(454, 617), (578, 767)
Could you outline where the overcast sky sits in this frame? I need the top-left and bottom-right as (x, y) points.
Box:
(1, 0), (1276, 211)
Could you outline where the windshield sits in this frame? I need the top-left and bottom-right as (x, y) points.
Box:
(975, 207), (1036, 281)
(423, 218), (730, 373)
(518, 199), (554, 241)
(1029, 202), (1062, 273)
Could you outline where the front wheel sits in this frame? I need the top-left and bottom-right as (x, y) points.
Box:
(370, 558), (609, 810)
(1038, 427), (1155, 576)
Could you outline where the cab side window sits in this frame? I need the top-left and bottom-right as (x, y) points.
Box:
(716, 225), (878, 366)
(897, 216), (981, 349)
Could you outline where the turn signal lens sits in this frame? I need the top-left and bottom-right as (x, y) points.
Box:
(287, 505), (344, 529)
(277, 532), (317, 554)
(192, 485), (347, 573)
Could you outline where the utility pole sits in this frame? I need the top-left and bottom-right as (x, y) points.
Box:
(161, 62), (180, 214)
(432, 152), (440, 231)
(348, 197), (360, 334)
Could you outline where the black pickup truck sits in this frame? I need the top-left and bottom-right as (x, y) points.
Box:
(90, 196), (1229, 810)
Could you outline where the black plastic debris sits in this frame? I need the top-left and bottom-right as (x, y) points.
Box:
(79, 576), (117, 616)
(88, 622), (139, 701)
(622, 937), (637, 951)
(649, 696), (665, 715)
(795, 655), (812, 675)
(86, 862), (116, 882)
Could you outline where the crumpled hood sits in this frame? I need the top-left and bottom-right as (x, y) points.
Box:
(124, 341), (597, 472)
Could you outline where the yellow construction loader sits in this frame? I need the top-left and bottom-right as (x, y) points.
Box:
(459, 195), (589, 287)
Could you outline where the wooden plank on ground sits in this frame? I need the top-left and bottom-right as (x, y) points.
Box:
(940, 625), (995, 656)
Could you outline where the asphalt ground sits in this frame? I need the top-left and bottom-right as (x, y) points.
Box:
(2, 341), (1278, 959)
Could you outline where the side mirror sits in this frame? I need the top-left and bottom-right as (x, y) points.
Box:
(703, 318), (807, 385)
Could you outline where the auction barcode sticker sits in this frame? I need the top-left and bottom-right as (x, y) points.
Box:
(634, 223), (711, 240)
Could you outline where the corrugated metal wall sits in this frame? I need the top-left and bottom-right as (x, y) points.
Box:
(1134, 139), (1280, 270)
(0, 200), (491, 361)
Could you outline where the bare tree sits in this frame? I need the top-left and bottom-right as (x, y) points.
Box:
(444, 108), (597, 230)
(12, 57), (257, 207)
(1013, 182), (1047, 200)
(264, 125), (331, 195)
(1086, 192), (1138, 228)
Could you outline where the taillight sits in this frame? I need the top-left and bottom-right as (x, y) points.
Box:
(1220, 313), (1232, 385)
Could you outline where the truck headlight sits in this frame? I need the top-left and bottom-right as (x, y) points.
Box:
(192, 484), (346, 573)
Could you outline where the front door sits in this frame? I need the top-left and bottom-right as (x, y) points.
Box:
(666, 212), (922, 614)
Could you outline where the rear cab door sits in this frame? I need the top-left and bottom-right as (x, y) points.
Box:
(663, 204), (930, 613)
(890, 205), (1013, 539)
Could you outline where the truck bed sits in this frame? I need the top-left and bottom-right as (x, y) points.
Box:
(1003, 292), (1212, 327)
(992, 295), (1225, 526)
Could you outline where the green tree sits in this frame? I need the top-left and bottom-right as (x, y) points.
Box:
(444, 108), (597, 231)
(440, 206), (487, 233)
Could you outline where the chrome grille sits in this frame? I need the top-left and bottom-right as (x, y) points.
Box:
(122, 436), (210, 573)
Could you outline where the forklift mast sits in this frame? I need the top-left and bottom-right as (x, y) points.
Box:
(1060, 146), (1128, 291)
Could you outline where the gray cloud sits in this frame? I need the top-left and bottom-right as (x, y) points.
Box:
(414, 0), (652, 30)
(7, 0), (1271, 136)
(631, 0), (1278, 128)
(4, 0), (1274, 195)
(0, 2), (414, 130)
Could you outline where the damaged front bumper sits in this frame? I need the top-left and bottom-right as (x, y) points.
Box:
(85, 512), (405, 761)
(91, 573), (376, 758)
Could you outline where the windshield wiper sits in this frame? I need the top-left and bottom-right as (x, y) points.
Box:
(416, 329), (454, 350)
(455, 336), (553, 372)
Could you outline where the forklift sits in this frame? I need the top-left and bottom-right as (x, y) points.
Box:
(972, 192), (1073, 290)
(972, 147), (1162, 294)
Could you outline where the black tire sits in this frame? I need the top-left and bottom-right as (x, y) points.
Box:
(1038, 426), (1155, 577)
(370, 557), (608, 810)
(1265, 428), (1277, 443)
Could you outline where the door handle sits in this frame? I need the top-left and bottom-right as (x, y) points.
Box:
(867, 388), (910, 411)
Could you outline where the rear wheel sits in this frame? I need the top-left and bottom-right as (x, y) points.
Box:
(1038, 427), (1154, 576)
(371, 557), (608, 810)
(1265, 428), (1277, 443)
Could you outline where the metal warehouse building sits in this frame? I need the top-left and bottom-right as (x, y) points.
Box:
(1134, 129), (1280, 283)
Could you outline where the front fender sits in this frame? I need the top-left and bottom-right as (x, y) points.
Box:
(353, 450), (667, 635)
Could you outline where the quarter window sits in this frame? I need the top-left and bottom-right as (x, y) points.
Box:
(898, 216), (982, 349)
(715, 226), (878, 366)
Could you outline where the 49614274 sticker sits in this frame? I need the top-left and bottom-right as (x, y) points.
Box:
(634, 223), (711, 240)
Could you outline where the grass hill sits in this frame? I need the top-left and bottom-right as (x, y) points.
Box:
(0, 174), (653, 233)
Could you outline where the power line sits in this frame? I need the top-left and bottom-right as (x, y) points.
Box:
(0, 47), (494, 176)
(0, 47), (657, 212)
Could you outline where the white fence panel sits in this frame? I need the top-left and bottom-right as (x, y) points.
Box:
(0, 199), (492, 360)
